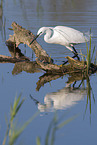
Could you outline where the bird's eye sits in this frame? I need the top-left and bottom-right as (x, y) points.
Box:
(38, 32), (42, 35)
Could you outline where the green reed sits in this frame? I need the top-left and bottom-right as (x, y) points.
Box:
(80, 29), (96, 74)
(2, 94), (39, 145)
(44, 112), (78, 145)
(85, 29), (96, 74)
(86, 29), (92, 74)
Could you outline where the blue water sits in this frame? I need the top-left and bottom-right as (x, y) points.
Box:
(0, 0), (97, 145)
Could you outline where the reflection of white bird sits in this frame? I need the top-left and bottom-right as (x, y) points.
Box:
(38, 87), (86, 112)
(30, 26), (90, 60)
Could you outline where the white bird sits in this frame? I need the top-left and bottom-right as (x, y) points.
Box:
(30, 26), (90, 61)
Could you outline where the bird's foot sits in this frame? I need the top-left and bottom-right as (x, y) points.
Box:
(62, 54), (80, 65)
(75, 53), (80, 61)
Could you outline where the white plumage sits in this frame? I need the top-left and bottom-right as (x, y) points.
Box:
(30, 26), (90, 61)
(36, 26), (89, 52)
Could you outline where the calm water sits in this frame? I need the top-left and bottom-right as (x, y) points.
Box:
(0, 0), (97, 145)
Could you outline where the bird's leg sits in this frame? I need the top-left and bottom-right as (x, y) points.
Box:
(72, 51), (80, 61)
(62, 45), (80, 65)
(71, 45), (80, 61)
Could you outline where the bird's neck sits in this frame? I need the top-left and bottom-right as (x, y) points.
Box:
(44, 29), (54, 43)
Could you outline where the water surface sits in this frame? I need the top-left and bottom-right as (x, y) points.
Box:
(0, 0), (97, 145)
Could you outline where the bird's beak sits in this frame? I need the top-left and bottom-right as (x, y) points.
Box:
(30, 32), (42, 45)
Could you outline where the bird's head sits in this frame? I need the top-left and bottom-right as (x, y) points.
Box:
(37, 27), (47, 36)
(30, 27), (51, 45)
(30, 27), (46, 45)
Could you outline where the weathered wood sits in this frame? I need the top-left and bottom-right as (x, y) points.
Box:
(12, 61), (40, 75)
(6, 22), (53, 64)
(66, 56), (85, 69)
(0, 21), (96, 91)
(36, 56), (87, 74)
(3, 22), (97, 75)
(0, 55), (27, 63)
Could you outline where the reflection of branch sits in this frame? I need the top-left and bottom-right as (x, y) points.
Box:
(66, 72), (86, 85)
(36, 70), (87, 91)
(36, 73), (64, 91)
(0, 54), (41, 74)
(12, 61), (40, 75)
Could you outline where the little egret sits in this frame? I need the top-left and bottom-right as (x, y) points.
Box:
(30, 26), (90, 61)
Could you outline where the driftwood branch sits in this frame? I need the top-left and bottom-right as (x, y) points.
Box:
(0, 22), (97, 75)
(6, 22), (53, 64)
(0, 21), (96, 91)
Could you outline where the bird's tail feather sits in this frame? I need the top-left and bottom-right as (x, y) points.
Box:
(84, 31), (93, 42)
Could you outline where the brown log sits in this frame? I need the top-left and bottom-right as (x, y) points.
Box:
(6, 22), (53, 64)
(12, 61), (40, 75)
(4, 22), (97, 75)
(0, 22), (96, 91)
(0, 55), (27, 63)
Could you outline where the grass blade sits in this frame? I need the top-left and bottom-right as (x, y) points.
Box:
(36, 137), (41, 145)
(15, 98), (25, 115)
(57, 114), (78, 129)
(9, 111), (39, 145)
(91, 46), (95, 62)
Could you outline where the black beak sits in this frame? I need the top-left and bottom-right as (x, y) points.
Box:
(30, 32), (42, 45)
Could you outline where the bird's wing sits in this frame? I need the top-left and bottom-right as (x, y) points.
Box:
(54, 26), (89, 44)
(54, 26), (70, 42)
